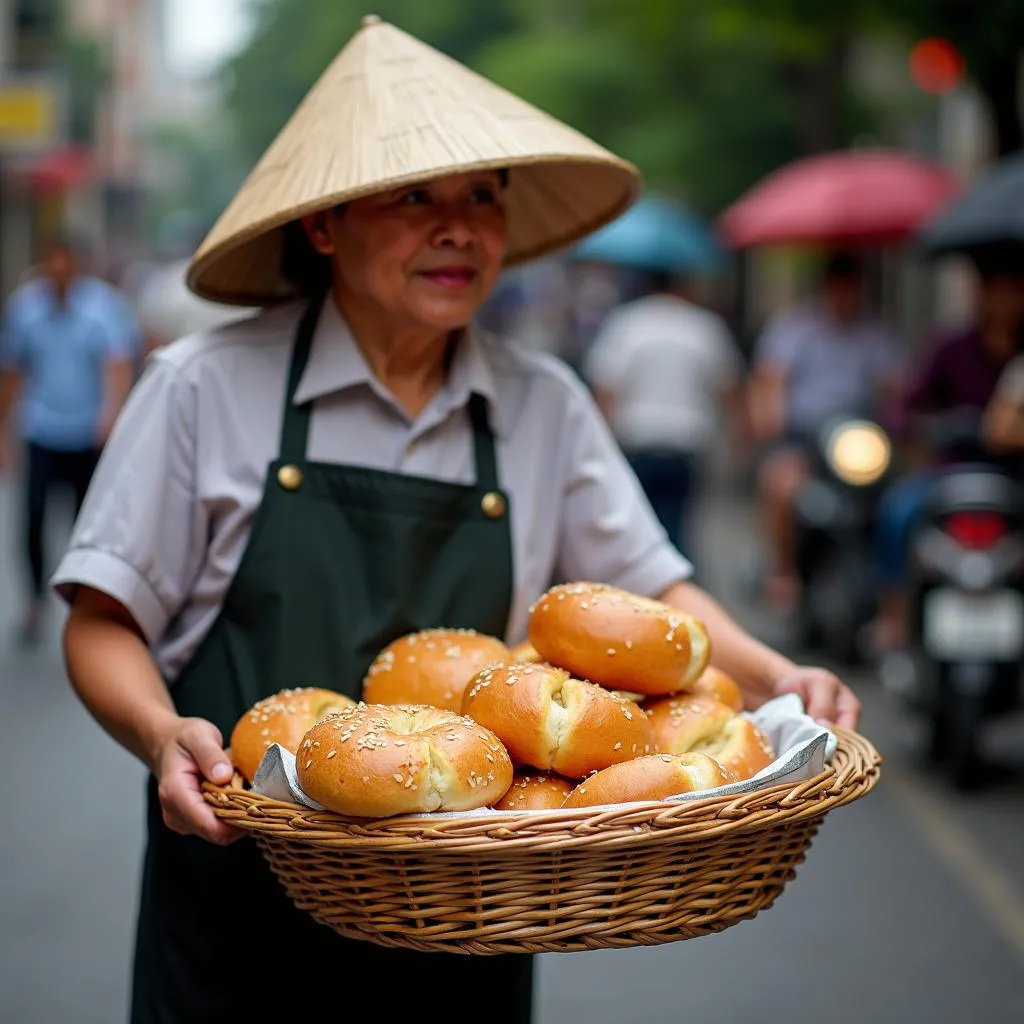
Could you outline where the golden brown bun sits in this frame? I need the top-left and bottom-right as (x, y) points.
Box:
(562, 752), (737, 808)
(491, 772), (575, 811)
(362, 629), (510, 712)
(461, 661), (653, 778)
(296, 703), (513, 817)
(691, 666), (744, 712)
(527, 583), (710, 696)
(510, 641), (543, 663)
(644, 695), (775, 782)
(230, 688), (357, 783)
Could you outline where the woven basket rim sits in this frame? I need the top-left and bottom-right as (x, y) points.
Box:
(204, 727), (881, 852)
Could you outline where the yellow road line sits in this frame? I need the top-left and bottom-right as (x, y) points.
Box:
(886, 767), (1024, 962)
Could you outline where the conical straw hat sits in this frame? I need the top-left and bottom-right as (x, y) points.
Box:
(188, 15), (641, 306)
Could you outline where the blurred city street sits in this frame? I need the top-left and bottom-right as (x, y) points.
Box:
(2, 466), (1022, 1024)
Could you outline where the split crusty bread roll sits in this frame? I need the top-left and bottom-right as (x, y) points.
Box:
(362, 628), (510, 712)
(230, 687), (357, 783)
(491, 771), (575, 811)
(296, 703), (513, 817)
(461, 661), (652, 778)
(644, 695), (775, 782)
(526, 583), (710, 696)
(561, 752), (737, 808)
(691, 666), (744, 712)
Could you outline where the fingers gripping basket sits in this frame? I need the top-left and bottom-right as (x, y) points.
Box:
(203, 728), (880, 955)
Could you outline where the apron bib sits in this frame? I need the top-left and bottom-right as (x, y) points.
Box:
(130, 294), (531, 1023)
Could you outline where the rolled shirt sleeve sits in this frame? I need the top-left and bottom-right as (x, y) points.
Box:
(51, 354), (205, 643)
(553, 369), (692, 597)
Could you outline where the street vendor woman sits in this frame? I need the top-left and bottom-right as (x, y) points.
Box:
(52, 16), (860, 1024)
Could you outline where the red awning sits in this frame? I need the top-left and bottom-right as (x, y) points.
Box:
(16, 143), (94, 193)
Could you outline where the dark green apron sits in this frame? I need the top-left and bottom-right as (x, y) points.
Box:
(130, 294), (532, 1023)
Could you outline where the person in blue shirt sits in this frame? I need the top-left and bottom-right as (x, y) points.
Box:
(0, 236), (139, 644)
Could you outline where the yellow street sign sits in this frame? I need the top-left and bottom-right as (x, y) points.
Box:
(0, 79), (59, 148)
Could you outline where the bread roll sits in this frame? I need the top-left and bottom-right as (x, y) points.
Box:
(491, 772), (575, 811)
(509, 641), (543, 663)
(645, 695), (775, 781)
(527, 583), (710, 695)
(691, 666), (744, 712)
(562, 752), (737, 808)
(230, 687), (357, 783)
(362, 628), (510, 712)
(461, 661), (653, 778)
(296, 703), (513, 817)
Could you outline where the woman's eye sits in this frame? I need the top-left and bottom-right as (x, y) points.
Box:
(399, 189), (431, 205)
(470, 186), (498, 205)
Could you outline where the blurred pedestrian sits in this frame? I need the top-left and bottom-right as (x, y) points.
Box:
(583, 268), (747, 564)
(747, 251), (902, 610)
(982, 343), (1024, 451)
(867, 245), (1024, 653)
(136, 256), (254, 356)
(0, 235), (139, 645)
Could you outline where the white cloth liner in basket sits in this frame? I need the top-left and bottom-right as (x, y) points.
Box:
(252, 693), (837, 817)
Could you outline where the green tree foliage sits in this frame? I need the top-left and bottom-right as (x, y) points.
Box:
(222, 0), (1023, 217)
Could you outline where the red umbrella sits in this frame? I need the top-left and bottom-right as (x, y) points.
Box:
(717, 149), (961, 248)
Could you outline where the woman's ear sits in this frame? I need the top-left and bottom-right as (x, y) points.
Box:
(300, 210), (335, 256)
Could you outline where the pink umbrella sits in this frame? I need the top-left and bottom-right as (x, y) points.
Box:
(717, 149), (961, 248)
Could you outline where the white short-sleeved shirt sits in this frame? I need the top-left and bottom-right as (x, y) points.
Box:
(52, 298), (691, 682)
(583, 294), (742, 453)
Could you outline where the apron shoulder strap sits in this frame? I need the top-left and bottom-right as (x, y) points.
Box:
(468, 392), (500, 492)
(279, 292), (328, 461)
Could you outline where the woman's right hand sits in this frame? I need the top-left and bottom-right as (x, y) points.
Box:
(154, 717), (245, 846)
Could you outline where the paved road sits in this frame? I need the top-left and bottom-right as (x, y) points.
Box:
(1, 472), (1022, 1023)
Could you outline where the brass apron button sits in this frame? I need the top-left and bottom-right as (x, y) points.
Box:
(277, 464), (304, 491)
(481, 491), (506, 519)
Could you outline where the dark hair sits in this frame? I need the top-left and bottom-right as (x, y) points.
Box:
(280, 218), (333, 295)
(822, 250), (864, 282)
(969, 242), (1024, 281)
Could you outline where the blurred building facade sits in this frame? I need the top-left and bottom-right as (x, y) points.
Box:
(0, 0), (214, 295)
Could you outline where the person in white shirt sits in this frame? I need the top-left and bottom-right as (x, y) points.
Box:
(584, 270), (747, 564)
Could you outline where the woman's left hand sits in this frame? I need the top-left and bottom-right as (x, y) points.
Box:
(774, 666), (861, 730)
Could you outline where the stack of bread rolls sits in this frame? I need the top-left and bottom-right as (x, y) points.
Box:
(228, 584), (776, 818)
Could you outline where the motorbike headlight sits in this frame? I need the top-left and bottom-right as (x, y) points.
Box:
(826, 421), (891, 486)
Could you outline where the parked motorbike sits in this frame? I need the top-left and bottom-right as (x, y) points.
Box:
(793, 413), (893, 663)
(895, 411), (1024, 788)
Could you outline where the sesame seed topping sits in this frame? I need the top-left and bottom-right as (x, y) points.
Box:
(326, 750), (336, 759)
(305, 760), (312, 768)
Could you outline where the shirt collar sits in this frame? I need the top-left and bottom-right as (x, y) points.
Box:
(291, 296), (504, 434)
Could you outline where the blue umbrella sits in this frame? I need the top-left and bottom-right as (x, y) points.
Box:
(571, 195), (723, 273)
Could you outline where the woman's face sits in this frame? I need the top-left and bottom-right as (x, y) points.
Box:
(308, 171), (507, 332)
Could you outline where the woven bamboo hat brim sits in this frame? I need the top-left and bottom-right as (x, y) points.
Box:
(188, 15), (641, 306)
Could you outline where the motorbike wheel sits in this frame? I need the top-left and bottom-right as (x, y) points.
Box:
(947, 693), (986, 791)
(803, 546), (865, 665)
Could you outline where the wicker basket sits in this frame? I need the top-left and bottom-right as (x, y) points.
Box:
(203, 727), (880, 955)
